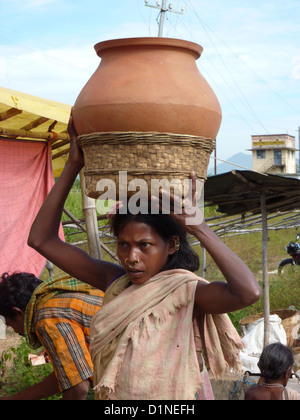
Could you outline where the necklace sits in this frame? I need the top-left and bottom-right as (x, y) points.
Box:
(260, 383), (284, 389)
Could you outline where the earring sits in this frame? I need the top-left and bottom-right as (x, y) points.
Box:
(174, 236), (180, 251)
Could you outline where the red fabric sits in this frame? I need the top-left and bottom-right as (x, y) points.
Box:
(0, 138), (64, 277)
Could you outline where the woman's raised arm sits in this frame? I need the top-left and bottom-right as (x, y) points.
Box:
(28, 114), (122, 290)
(158, 173), (262, 315)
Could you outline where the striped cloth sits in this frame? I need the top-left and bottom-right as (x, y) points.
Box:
(24, 275), (104, 392)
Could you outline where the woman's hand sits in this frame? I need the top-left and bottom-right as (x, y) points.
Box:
(155, 172), (205, 235)
(67, 111), (84, 169)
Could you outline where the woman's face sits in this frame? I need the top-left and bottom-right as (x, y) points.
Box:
(117, 221), (177, 285)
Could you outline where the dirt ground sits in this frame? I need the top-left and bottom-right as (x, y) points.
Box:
(1, 326), (299, 400)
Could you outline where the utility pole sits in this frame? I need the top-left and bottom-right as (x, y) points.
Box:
(145, 0), (184, 37)
(214, 142), (217, 175)
(298, 126), (300, 173)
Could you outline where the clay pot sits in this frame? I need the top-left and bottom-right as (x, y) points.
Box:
(73, 37), (222, 137)
(73, 37), (222, 199)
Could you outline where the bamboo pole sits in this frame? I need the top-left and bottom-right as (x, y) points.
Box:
(0, 126), (70, 141)
(63, 207), (87, 232)
(69, 238), (118, 261)
(201, 246), (206, 279)
(52, 148), (70, 160)
(62, 213), (108, 225)
(79, 170), (103, 260)
(51, 139), (70, 150)
(261, 190), (270, 347)
(63, 204), (119, 261)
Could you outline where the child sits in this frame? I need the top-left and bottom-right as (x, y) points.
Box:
(0, 272), (103, 400)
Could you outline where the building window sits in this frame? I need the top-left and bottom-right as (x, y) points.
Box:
(257, 150), (266, 159)
(274, 149), (282, 165)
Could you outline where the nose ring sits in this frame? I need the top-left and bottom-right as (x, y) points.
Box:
(125, 258), (139, 269)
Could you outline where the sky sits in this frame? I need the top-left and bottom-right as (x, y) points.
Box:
(0, 0), (299, 171)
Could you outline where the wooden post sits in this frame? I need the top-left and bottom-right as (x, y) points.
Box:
(201, 246), (206, 279)
(79, 170), (102, 260)
(63, 206), (119, 261)
(0, 126), (69, 141)
(261, 190), (270, 347)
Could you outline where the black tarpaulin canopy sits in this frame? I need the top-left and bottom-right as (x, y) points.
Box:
(204, 170), (300, 216)
(204, 170), (300, 347)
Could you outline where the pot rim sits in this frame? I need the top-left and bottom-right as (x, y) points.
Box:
(94, 37), (203, 59)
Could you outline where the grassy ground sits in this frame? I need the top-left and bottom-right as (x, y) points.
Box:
(200, 224), (300, 332)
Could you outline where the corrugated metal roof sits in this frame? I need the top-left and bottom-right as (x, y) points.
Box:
(205, 170), (300, 215)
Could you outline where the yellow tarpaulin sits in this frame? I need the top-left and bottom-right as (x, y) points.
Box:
(0, 86), (71, 177)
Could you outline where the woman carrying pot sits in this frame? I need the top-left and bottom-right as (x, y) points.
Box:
(28, 114), (261, 400)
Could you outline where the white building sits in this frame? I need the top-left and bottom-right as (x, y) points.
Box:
(251, 134), (297, 174)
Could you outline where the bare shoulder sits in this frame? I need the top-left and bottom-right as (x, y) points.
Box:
(245, 385), (266, 400)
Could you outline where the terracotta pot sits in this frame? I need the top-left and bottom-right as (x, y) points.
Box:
(73, 37), (222, 137)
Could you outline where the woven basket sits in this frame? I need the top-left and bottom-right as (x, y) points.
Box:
(77, 131), (215, 200)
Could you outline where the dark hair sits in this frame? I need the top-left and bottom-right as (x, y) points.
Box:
(0, 272), (42, 319)
(258, 343), (294, 380)
(110, 211), (200, 272)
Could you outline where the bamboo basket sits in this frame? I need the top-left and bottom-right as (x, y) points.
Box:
(240, 309), (300, 348)
(77, 131), (215, 200)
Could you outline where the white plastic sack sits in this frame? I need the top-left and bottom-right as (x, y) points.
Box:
(239, 314), (287, 373)
(0, 316), (6, 339)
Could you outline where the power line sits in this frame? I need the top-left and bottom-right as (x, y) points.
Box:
(182, 0), (300, 116)
(182, 0), (270, 134)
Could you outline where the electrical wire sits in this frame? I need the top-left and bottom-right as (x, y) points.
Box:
(182, 0), (270, 134)
(182, 0), (300, 116)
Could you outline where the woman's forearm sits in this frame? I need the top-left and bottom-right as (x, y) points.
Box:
(28, 160), (82, 250)
(193, 221), (261, 306)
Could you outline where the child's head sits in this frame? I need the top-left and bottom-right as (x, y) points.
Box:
(258, 342), (294, 381)
(0, 272), (42, 333)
